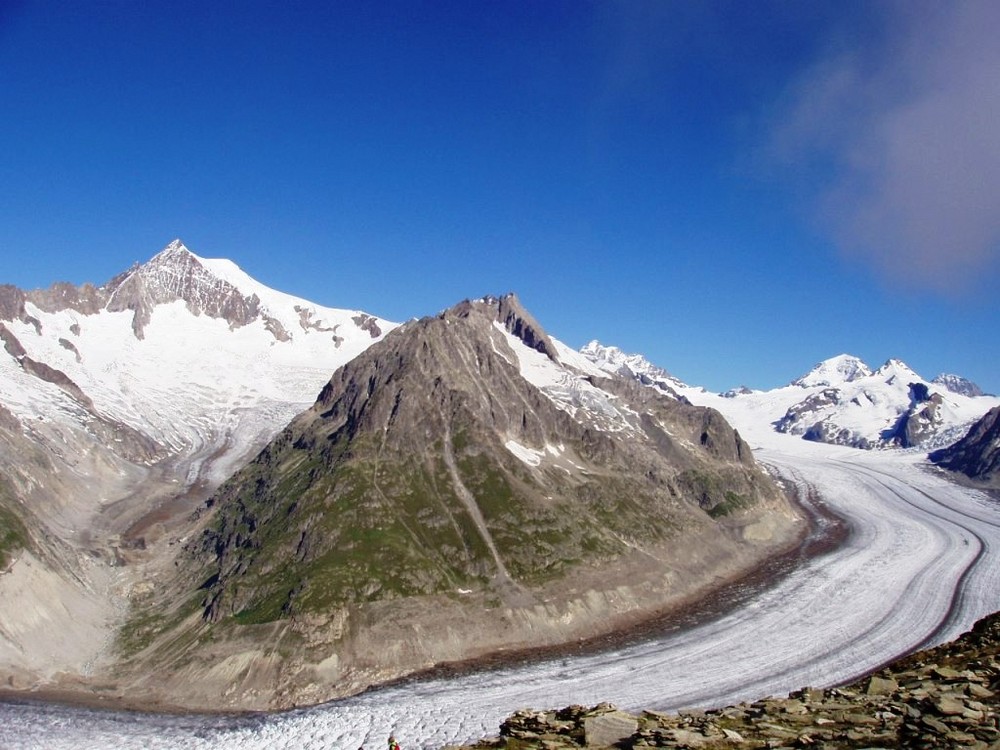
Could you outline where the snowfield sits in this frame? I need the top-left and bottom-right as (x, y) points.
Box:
(2, 427), (998, 749)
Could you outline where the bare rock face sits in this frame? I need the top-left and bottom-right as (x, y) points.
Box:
(118, 294), (800, 710)
(494, 293), (557, 357)
(775, 389), (841, 437)
(0, 404), (19, 433)
(930, 406), (1000, 484)
(27, 281), (104, 316)
(0, 285), (29, 322)
(351, 313), (383, 338)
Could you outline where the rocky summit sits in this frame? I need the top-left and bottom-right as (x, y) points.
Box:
(456, 611), (1000, 749)
(109, 293), (801, 710)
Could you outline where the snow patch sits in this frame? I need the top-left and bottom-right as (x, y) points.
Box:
(504, 439), (544, 467)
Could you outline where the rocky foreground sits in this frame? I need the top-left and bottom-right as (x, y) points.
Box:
(451, 612), (1000, 749)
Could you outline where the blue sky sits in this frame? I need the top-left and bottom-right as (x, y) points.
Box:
(2, 1), (998, 393)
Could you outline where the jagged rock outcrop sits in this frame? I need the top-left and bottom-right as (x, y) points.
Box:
(930, 406), (1000, 486)
(460, 610), (1000, 750)
(116, 294), (800, 710)
(25, 280), (105, 316)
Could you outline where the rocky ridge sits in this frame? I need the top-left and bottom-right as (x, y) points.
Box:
(456, 611), (1000, 749)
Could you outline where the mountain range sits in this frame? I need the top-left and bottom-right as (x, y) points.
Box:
(0, 240), (996, 710)
(581, 346), (999, 452)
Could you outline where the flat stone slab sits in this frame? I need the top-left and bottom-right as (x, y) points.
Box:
(584, 711), (638, 746)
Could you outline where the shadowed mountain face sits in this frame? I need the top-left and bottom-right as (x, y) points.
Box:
(120, 295), (801, 709)
(930, 406), (1000, 486)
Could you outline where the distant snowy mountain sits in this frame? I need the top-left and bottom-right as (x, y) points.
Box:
(580, 340), (693, 398)
(580, 345), (1000, 452)
(769, 356), (999, 449)
(790, 354), (872, 388)
(933, 373), (988, 398)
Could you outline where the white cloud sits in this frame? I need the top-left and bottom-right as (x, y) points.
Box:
(771, 1), (1000, 295)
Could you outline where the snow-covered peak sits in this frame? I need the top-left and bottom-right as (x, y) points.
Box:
(933, 373), (986, 398)
(580, 340), (619, 359)
(95, 240), (394, 345)
(140, 238), (200, 271)
(1, 238), (398, 491)
(119, 238), (211, 286)
(580, 340), (688, 393)
(145, 241), (303, 318)
(792, 354), (872, 388)
(874, 358), (922, 385)
(157, 238), (191, 255)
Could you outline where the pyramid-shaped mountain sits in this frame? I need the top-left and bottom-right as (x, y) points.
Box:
(102, 238), (291, 339)
(122, 295), (801, 709)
